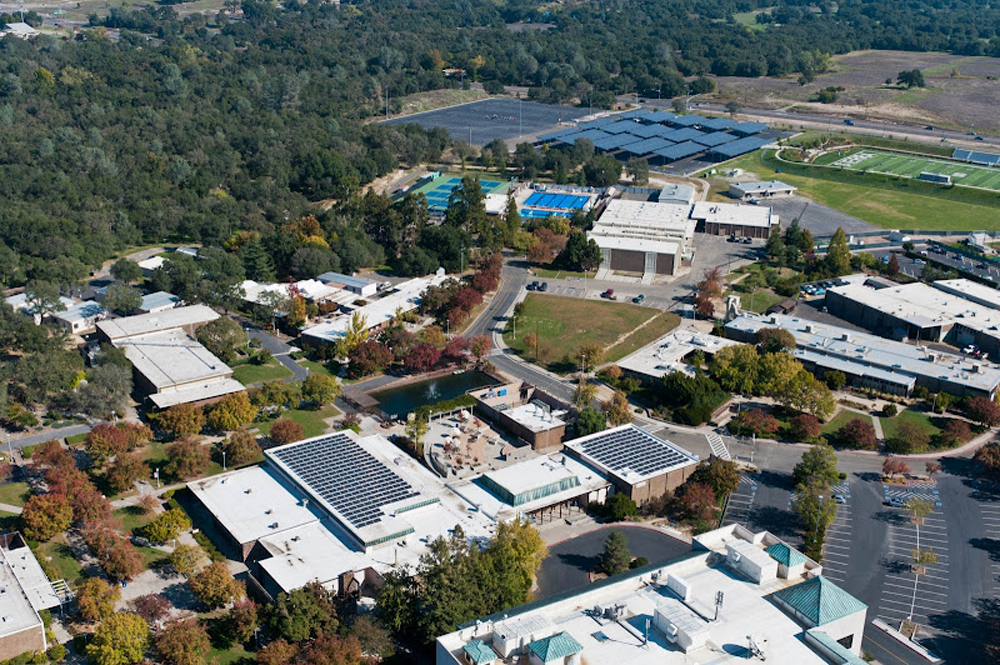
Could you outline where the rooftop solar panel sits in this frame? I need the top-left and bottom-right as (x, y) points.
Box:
(571, 426), (697, 478)
(553, 130), (582, 145)
(576, 119), (613, 131)
(653, 141), (704, 161)
(270, 433), (419, 529)
(617, 109), (651, 120)
(663, 127), (707, 142)
(698, 116), (737, 131)
(645, 111), (677, 123)
(692, 131), (738, 148)
(573, 129), (611, 144)
(709, 136), (770, 158)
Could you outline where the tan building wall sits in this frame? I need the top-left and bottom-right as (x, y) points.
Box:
(655, 252), (675, 275)
(0, 625), (45, 662)
(609, 249), (645, 273)
(704, 222), (773, 239)
(624, 464), (697, 506)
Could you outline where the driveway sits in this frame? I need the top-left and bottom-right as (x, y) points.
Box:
(246, 325), (308, 382)
(535, 525), (690, 598)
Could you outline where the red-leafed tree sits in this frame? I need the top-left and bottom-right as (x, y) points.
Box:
(32, 439), (74, 471)
(729, 409), (779, 437)
(404, 343), (441, 373)
(681, 482), (717, 522)
(967, 396), (1000, 427)
(882, 457), (910, 478)
(442, 336), (470, 362)
(470, 335), (491, 363)
(270, 420), (304, 446)
(789, 413), (822, 441)
(348, 340), (393, 376)
(164, 436), (211, 480)
(835, 417), (878, 450)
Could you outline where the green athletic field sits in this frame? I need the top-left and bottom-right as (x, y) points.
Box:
(820, 148), (1000, 192)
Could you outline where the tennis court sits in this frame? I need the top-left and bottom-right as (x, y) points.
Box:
(826, 148), (1000, 192)
(523, 192), (590, 209)
(412, 175), (508, 213)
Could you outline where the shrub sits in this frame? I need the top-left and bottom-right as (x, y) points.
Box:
(834, 418), (877, 450)
(729, 409), (779, 437)
(269, 419), (304, 446)
(143, 509), (192, 545)
(881, 404), (898, 417)
(935, 419), (972, 448)
(789, 413), (822, 441)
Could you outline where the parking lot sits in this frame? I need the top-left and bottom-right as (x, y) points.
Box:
(722, 473), (758, 526)
(820, 489), (853, 586)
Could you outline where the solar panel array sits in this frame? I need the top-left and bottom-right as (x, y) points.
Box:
(270, 433), (419, 529)
(709, 136), (770, 159)
(541, 111), (770, 162)
(953, 148), (1000, 166)
(574, 427), (694, 477)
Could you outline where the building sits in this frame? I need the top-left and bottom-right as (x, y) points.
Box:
(932, 278), (1000, 311)
(616, 327), (742, 383)
(316, 272), (378, 298)
(187, 429), (498, 599)
(451, 453), (611, 524)
(729, 180), (797, 200)
(51, 300), (105, 334)
(725, 312), (1000, 398)
(138, 291), (181, 314)
(689, 201), (778, 238)
(0, 533), (65, 661)
(3, 22), (39, 38)
(824, 281), (1000, 357)
(303, 270), (448, 345)
(4, 293), (76, 325)
(436, 524), (867, 665)
(97, 305), (245, 409)
(470, 382), (569, 453)
(137, 256), (165, 278)
(589, 200), (698, 278)
(657, 183), (696, 206)
(562, 425), (699, 506)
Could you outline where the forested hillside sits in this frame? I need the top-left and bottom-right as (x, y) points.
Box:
(2, 0), (1000, 287)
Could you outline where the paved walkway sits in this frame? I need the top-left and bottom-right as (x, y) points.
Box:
(0, 502), (23, 515)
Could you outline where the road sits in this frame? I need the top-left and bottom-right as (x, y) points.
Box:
(246, 325), (309, 382)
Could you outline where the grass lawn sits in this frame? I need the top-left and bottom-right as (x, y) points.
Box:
(532, 267), (596, 279)
(0, 482), (30, 507)
(503, 294), (680, 372)
(114, 506), (154, 534)
(716, 150), (1000, 230)
(136, 545), (170, 570)
(256, 405), (340, 439)
(232, 357), (293, 384)
(35, 536), (84, 585)
(65, 432), (87, 445)
(724, 287), (783, 314)
(821, 409), (873, 437)
(880, 408), (942, 442)
(298, 358), (338, 378)
(208, 644), (251, 664)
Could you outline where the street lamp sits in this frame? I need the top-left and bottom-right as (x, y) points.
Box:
(222, 449), (226, 472)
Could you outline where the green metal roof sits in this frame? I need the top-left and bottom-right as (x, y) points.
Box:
(806, 629), (868, 664)
(528, 632), (584, 662)
(766, 542), (807, 567)
(462, 639), (498, 664)
(773, 576), (867, 626)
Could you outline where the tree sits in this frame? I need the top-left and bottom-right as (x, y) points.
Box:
(266, 581), (339, 643)
(257, 639), (299, 665)
(765, 231), (785, 260)
(87, 612), (150, 665)
(911, 547), (938, 575)
(790, 413), (823, 442)
(600, 530), (631, 576)
(226, 598), (259, 645)
(603, 390), (632, 426)
(689, 458), (740, 498)
(21, 493), (72, 540)
(575, 343), (604, 372)
(189, 561), (244, 608)
(24, 280), (66, 318)
(604, 493), (638, 521)
(794, 477), (838, 554)
(967, 396), (1000, 427)
(350, 614), (394, 660)
(886, 253), (900, 277)
(925, 461), (942, 476)
(882, 457), (910, 478)
(77, 577), (122, 623)
(170, 544), (202, 577)
(404, 417), (428, 453)
(711, 344), (760, 395)
(825, 227), (852, 276)
(793, 444), (840, 488)
(824, 370), (847, 390)
(576, 406), (605, 436)
(296, 633), (364, 664)
(206, 391), (257, 432)
(470, 335), (492, 364)
(582, 154), (622, 187)
(556, 231), (601, 271)
(302, 373), (341, 408)
(906, 498), (933, 526)
(886, 420), (931, 454)
(157, 403), (206, 439)
(349, 340), (393, 376)
(897, 69), (926, 88)
(756, 328), (796, 354)
(103, 283), (142, 314)
(625, 156), (649, 185)
(86, 423), (130, 467)
(110, 259), (142, 284)
(225, 429), (262, 464)
(102, 540), (144, 581)
(404, 343), (441, 373)
(196, 317), (248, 363)
(143, 509), (192, 544)
(573, 378), (597, 408)
(270, 419), (304, 445)
(155, 619), (211, 665)
(835, 418), (877, 450)
(729, 409), (779, 437)
(974, 441), (1000, 478)
(774, 369), (835, 420)
(107, 454), (150, 493)
(725, 100), (743, 117)
(73, 364), (133, 419)
(129, 594), (172, 626)
(164, 437), (211, 480)
(681, 482), (717, 522)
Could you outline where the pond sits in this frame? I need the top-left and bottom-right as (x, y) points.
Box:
(372, 370), (496, 419)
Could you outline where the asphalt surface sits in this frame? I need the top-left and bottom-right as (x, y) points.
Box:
(534, 525), (690, 599)
(767, 195), (879, 236)
(384, 98), (591, 147)
(247, 325), (309, 382)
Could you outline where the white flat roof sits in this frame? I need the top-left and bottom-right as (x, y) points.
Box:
(51, 300), (104, 323)
(932, 278), (1000, 311)
(2, 543), (60, 612)
(137, 256), (165, 271)
(690, 200), (776, 228)
(0, 552), (43, 639)
(726, 313), (1000, 393)
(731, 180), (796, 195)
(596, 200), (696, 236)
(563, 424), (699, 485)
(303, 272), (447, 344)
(97, 304), (218, 340)
(591, 235), (680, 255)
(5, 293), (75, 316)
(438, 528), (842, 665)
(617, 327), (741, 380)
(114, 328), (233, 391)
(504, 402), (566, 433)
(187, 466), (322, 546)
(241, 280), (288, 306)
(257, 522), (371, 593)
(485, 456), (577, 499)
(148, 378), (247, 409)
(139, 291), (181, 312)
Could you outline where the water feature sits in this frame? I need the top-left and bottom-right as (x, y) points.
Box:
(372, 370), (496, 419)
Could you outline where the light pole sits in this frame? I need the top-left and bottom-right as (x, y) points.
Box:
(512, 315), (517, 340)
(222, 449), (226, 471)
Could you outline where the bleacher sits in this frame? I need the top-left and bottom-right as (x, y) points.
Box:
(952, 148), (1000, 166)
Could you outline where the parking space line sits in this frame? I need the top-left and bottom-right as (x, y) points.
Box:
(885, 578), (950, 591)
(882, 585), (949, 600)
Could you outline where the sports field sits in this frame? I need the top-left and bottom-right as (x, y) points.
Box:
(410, 174), (509, 213)
(821, 148), (1000, 191)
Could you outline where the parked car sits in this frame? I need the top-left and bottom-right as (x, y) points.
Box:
(833, 494), (847, 504)
(527, 280), (538, 291)
(539, 282), (548, 292)
(976, 136), (985, 141)
(728, 235), (738, 243)
(963, 344), (979, 354)
(742, 236), (753, 244)
(884, 496), (906, 507)
(601, 289), (616, 300)
(914, 258), (925, 265)
(632, 294), (645, 303)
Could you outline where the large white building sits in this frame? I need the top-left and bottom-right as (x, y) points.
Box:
(436, 524), (868, 665)
(616, 327), (742, 382)
(589, 200), (696, 278)
(0, 533), (64, 661)
(690, 200), (779, 238)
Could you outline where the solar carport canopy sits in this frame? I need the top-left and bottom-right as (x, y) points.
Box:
(654, 141), (704, 161)
(709, 136), (770, 158)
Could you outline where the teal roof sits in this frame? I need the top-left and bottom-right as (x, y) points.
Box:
(528, 632), (584, 662)
(806, 629), (868, 664)
(773, 576), (867, 626)
(766, 542), (807, 567)
(462, 639), (498, 664)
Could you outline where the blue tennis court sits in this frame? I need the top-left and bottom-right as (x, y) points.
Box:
(524, 193), (590, 209)
(520, 209), (574, 219)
